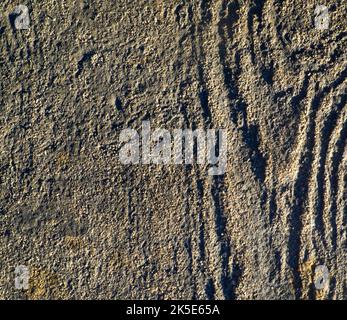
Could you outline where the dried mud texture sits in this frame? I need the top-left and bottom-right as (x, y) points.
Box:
(0, 0), (346, 300)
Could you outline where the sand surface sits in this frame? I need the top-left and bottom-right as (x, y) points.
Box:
(0, 0), (346, 299)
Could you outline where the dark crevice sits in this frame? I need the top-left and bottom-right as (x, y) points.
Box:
(291, 74), (309, 115)
(269, 188), (277, 224)
(247, 0), (265, 65)
(200, 0), (212, 25)
(75, 50), (95, 78)
(314, 105), (342, 248)
(218, 2), (267, 183)
(247, 124), (267, 182)
(211, 176), (233, 299)
(197, 179), (206, 261)
(329, 117), (347, 251)
(205, 278), (215, 300)
(262, 63), (274, 85)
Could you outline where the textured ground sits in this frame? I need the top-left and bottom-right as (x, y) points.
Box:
(0, 0), (346, 299)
